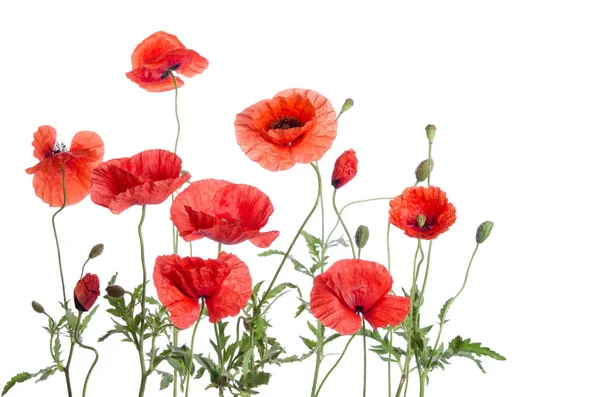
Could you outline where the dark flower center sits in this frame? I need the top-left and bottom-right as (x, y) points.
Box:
(52, 141), (68, 155)
(160, 63), (180, 80)
(355, 305), (364, 313)
(270, 116), (303, 130)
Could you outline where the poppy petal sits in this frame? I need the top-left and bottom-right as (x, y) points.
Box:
(130, 31), (186, 70)
(213, 184), (274, 230)
(249, 230), (280, 248)
(363, 295), (411, 330)
(31, 125), (56, 162)
(89, 163), (142, 212)
(205, 252), (252, 323)
(310, 274), (362, 335)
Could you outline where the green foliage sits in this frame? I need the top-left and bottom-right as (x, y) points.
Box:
(2, 366), (59, 396)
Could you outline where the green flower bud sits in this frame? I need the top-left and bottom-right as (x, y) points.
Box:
(476, 221), (494, 244)
(415, 159), (434, 182)
(105, 285), (126, 298)
(88, 244), (104, 259)
(31, 301), (45, 314)
(338, 98), (354, 117)
(416, 214), (427, 228)
(425, 124), (436, 143)
(354, 225), (370, 249)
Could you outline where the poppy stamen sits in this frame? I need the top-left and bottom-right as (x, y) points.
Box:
(52, 141), (68, 156)
(356, 305), (364, 313)
(270, 116), (303, 130)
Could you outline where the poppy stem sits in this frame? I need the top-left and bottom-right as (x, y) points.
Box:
(169, 71), (181, 155)
(332, 189), (356, 258)
(51, 163), (68, 313)
(427, 142), (433, 187)
(362, 317), (367, 397)
(64, 311), (82, 397)
(428, 244), (480, 369)
(172, 329), (179, 397)
(73, 326), (99, 397)
(419, 241), (434, 298)
(313, 333), (356, 397)
(79, 258), (91, 281)
(257, 162), (322, 310)
(325, 197), (394, 246)
(185, 300), (204, 397)
(137, 205), (148, 397)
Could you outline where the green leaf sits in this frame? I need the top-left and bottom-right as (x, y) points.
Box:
(2, 372), (32, 395)
(53, 336), (62, 364)
(449, 336), (506, 361)
(258, 249), (285, 257)
(157, 371), (173, 390)
(301, 231), (323, 260)
(108, 272), (118, 286)
(35, 366), (58, 383)
(196, 356), (219, 384)
(80, 304), (99, 335)
(65, 308), (78, 332)
(243, 371), (271, 388)
(324, 333), (341, 345)
(262, 283), (297, 302)
(438, 298), (454, 324)
(307, 321), (318, 337)
(299, 336), (316, 351)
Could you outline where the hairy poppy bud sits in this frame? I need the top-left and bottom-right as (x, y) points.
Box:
(105, 285), (126, 298)
(31, 301), (45, 314)
(74, 273), (100, 312)
(415, 159), (434, 182)
(425, 124), (436, 143)
(355, 225), (370, 249)
(88, 243), (104, 259)
(331, 149), (358, 189)
(181, 169), (190, 176)
(476, 221), (494, 244)
(339, 98), (354, 117)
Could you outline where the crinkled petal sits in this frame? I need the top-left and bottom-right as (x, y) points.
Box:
(130, 31), (186, 69)
(205, 252), (252, 323)
(31, 125), (56, 161)
(213, 184), (274, 230)
(108, 175), (189, 214)
(363, 296), (411, 330)
(310, 273), (362, 335)
(248, 230), (280, 248)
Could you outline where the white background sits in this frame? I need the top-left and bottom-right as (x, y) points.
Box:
(1, 1), (598, 396)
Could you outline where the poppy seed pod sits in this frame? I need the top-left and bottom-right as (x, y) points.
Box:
(339, 98), (354, 116)
(476, 221), (494, 244)
(331, 149), (358, 189)
(415, 159), (434, 182)
(355, 225), (370, 249)
(74, 273), (100, 312)
(425, 124), (436, 143)
(31, 301), (45, 314)
(106, 285), (126, 298)
(88, 243), (104, 259)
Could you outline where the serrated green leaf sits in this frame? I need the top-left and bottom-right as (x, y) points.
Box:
(307, 321), (318, 337)
(262, 283), (297, 302)
(108, 272), (118, 286)
(300, 336), (316, 351)
(79, 304), (99, 335)
(2, 372), (32, 395)
(438, 298), (454, 323)
(65, 308), (78, 332)
(53, 335), (62, 364)
(258, 249), (285, 257)
(324, 333), (341, 345)
(158, 371), (173, 390)
(243, 371), (271, 388)
(35, 366), (58, 383)
(449, 336), (506, 361)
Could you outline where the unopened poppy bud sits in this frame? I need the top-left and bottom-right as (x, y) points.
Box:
(31, 301), (45, 314)
(243, 317), (251, 332)
(339, 98), (354, 117)
(415, 159), (434, 182)
(106, 285), (126, 298)
(181, 170), (190, 176)
(476, 221), (494, 244)
(88, 243), (104, 259)
(425, 124), (436, 143)
(354, 225), (370, 249)
(416, 214), (427, 229)
(74, 273), (100, 312)
(331, 149), (358, 189)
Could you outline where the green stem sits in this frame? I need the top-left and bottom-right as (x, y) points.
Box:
(65, 312), (82, 397)
(51, 164), (68, 312)
(137, 205), (148, 397)
(362, 317), (367, 397)
(173, 329), (179, 397)
(427, 142), (432, 187)
(428, 244), (480, 369)
(332, 189), (356, 258)
(73, 321), (99, 397)
(257, 163), (322, 310)
(420, 241), (434, 298)
(310, 323), (324, 397)
(387, 330), (393, 397)
(79, 258), (91, 280)
(314, 334), (356, 397)
(214, 322), (225, 397)
(326, 197), (393, 246)
(185, 301), (204, 397)
(169, 71), (181, 154)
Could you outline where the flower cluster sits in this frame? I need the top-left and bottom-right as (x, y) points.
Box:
(13, 30), (502, 397)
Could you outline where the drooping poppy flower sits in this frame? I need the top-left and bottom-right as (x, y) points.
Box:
(74, 273), (100, 312)
(90, 149), (190, 214)
(153, 252), (252, 329)
(126, 31), (209, 92)
(235, 88), (338, 171)
(331, 149), (358, 189)
(25, 126), (104, 207)
(171, 179), (279, 247)
(389, 186), (457, 240)
(310, 259), (410, 335)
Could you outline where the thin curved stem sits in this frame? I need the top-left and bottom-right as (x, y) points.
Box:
(427, 142), (432, 187)
(74, 333), (99, 397)
(332, 189), (356, 258)
(326, 197), (394, 245)
(362, 317), (367, 397)
(51, 164), (68, 310)
(314, 334), (356, 397)
(185, 301), (204, 397)
(169, 71), (181, 154)
(419, 241), (434, 298)
(137, 205), (148, 397)
(257, 163), (322, 310)
(65, 312), (82, 397)
(172, 329), (179, 397)
(79, 258), (91, 281)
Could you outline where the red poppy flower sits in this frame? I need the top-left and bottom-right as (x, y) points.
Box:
(74, 273), (100, 312)
(389, 186), (457, 240)
(25, 126), (104, 207)
(171, 179), (279, 247)
(331, 149), (358, 189)
(153, 252), (252, 329)
(310, 259), (410, 335)
(90, 149), (190, 214)
(126, 31), (209, 92)
(234, 88), (338, 171)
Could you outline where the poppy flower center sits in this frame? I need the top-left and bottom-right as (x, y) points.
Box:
(270, 116), (303, 130)
(51, 141), (68, 156)
(160, 63), (180, 80)
(355, 305), (364, 313)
